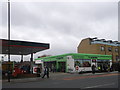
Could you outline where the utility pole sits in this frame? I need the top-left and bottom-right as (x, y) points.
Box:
(8, 0), (11, 82)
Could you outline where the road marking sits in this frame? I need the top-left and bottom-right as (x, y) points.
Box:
(83, 83), (115, 89)
(63, 73), (120, 80)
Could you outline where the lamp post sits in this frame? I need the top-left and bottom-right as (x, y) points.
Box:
(8, 0), (11, 82)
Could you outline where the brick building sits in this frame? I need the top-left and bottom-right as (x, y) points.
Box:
(77, 37), (120, 62)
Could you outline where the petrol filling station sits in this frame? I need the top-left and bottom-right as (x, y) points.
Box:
(35, 55), (67, 72)
(35, 53), (112, 73)
(0, 39), (50, 72)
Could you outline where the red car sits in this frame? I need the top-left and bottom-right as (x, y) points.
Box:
(12, 66), (24, 77)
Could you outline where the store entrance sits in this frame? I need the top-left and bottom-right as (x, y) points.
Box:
(97, 61), (110, 72)
(58, 62), (66, 72)
(44, 61), (56, 72)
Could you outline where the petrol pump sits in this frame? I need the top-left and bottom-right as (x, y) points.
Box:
(33, 60), (44, 75)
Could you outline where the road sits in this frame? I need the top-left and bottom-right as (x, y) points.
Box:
(2, 72), (120, 89)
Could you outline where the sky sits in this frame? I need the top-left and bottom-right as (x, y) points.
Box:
(0, 0), (119, 61)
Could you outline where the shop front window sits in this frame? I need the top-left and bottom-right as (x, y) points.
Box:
(74, 59), (91, 67)
(74, 60), (82, 67)
(82, 60), (91, 67)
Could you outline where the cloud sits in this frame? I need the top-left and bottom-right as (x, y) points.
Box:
(0, 1), (118, 61)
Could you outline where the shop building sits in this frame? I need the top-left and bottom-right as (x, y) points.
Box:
(35, 53), (112, 73)
(77, 37), (120, 62)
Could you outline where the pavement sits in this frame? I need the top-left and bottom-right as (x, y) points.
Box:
(2, 72), (68, 83)
(2, 71), (119, 83)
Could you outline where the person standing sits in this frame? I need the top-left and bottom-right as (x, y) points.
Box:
(103, 64), (107, 72)
(28, 65), (30, 73)
(52, 65), (55, 73)
(118, 62), (120, 72)
(110, 64), (113, 72)
(91, 64), (96, 74)
(98, 65), (101, 72)
(42, 66), (49, 78)
(37, 66), (41, 77)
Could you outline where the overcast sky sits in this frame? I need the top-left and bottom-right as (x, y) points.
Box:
(0, 0), (118, 61)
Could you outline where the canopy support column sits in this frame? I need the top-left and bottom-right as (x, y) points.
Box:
(30, 53), (33, 62)
(21, 55), (23, 63)
(30, 53), (33, 73)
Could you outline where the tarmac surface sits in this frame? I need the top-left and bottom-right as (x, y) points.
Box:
(2, 71), (119, 83)
(2, 71), (120, 89)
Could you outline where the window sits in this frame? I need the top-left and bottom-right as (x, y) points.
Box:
(116, 55), (119, 61)
(82, 60), (91, 67)
(108, 47), (112, 51)
(115, 48), (118, 52)
(74, 60), (82, 67)
(100, 46), (105, 51)
(74, 59), (91, 67)
(92, 59), (96, 62)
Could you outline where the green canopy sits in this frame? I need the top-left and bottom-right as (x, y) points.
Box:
(35, 53), (112, 62)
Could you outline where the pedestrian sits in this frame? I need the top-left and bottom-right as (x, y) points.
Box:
(37, 66), (41, 77)
(52, 65), (54, 73)
(110, 65), (113, 72)
(52, 65), (56, 73)
(27, 65), (30, 73)
(107, 65), (110, 72)
(42, 66), (49, 78)
(91, 64), (96, 74)
(98, 66), (101, 72)
(103, 64), (107, 72)
(118, 62), (120, 72)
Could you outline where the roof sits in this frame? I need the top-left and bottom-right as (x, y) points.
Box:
(88, 37), (120, 46)
(35, 53), (112, 62)
(0, 39), (50, 55)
